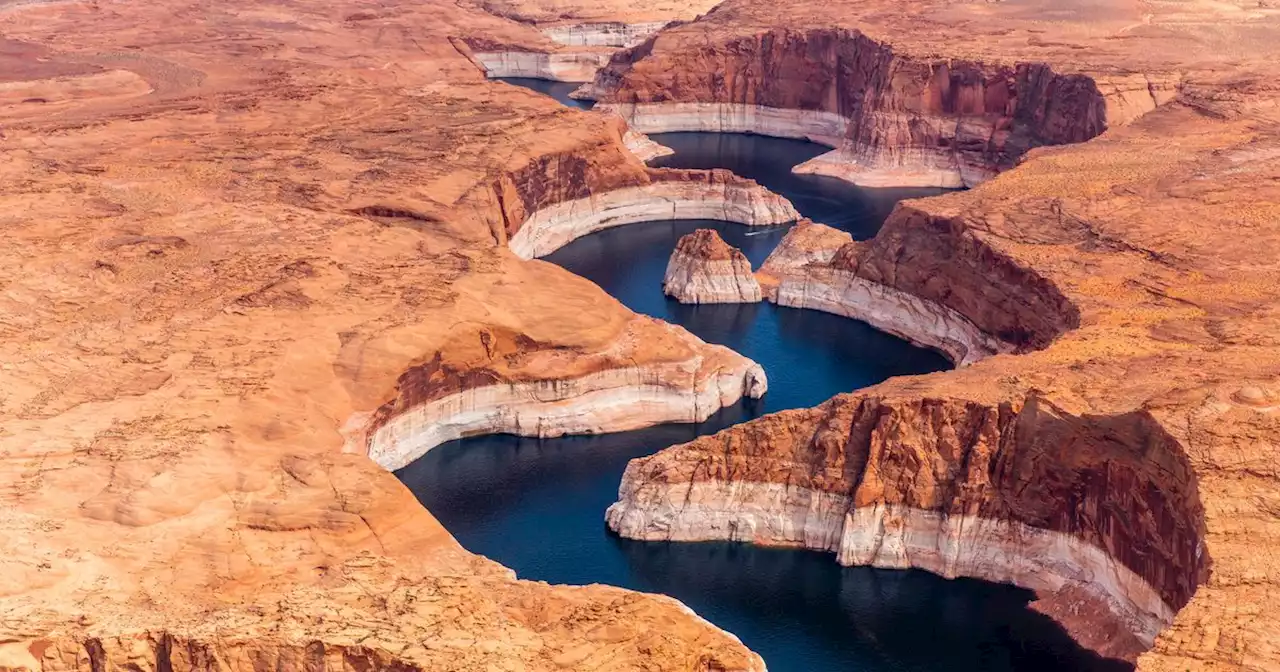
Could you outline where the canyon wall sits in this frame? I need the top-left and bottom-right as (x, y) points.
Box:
(507, 168), (799, 259)
(754, 217), (1056, 364)
(588, 27), (1177, 186)
(846, 206), (1080, 352)
(663, 229), (762, 303)
(472, 50), (612, 82)
(607, 392), (1210, 660)
(353, 318), (767, 471)
(543, 22), (672, 48)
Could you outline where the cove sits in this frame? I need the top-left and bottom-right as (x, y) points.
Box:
(396, 78), (1129, 672)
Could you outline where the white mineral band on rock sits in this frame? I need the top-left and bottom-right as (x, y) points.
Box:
(474, 51), (612, 82)
(509, 181), (799, 259)
(364, 355), (767, 471)
(606, 480), (1176, 646)
(772, 271), (1010, 365)
(542, 22), (670, 48)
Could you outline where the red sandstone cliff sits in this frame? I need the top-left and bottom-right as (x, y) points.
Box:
(585, 20), (1178, 185)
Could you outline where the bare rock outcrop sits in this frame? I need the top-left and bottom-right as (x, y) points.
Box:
(349, 316), (768, 471)
(585, 3), (1184, 187)
(506, 166), (800, 259)
(607, 392), (1208, 662)
(0, 3), (777, 669)
(605, 84), (1280, 667)
(755, 219), (1016, 365)
(663, 229), (763, 304)
(6, 0), (1280, 669)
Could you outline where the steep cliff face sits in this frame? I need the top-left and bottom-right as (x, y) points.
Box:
(543, 21), (673, 48)
(754, 217), (1051, 364)
(472, 50), (613, 82)
(505, 167), (800, 259)
(589, 27), (1177, 186)
(663, 229), (763, 304)
(607, 392), (1210, 660)
(843, 206), (1080, 352)
(349, 315), (768, 471)
(0, 2), (785, 666)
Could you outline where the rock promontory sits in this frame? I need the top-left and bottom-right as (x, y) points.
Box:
(663, 229), (763, 304)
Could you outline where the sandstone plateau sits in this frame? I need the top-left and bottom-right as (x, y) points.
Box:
(3, 0), (1280, 670)
(0, 0), (773, 669)
(663, 229), (762, 303)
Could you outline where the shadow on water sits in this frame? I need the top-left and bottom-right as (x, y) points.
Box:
(498, 77), (594, 110)
(396, 77), (1135, 672)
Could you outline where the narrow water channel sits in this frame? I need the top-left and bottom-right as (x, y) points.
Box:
(395, 78), (1130, 672)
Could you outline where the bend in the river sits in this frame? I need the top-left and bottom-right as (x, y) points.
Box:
(395, 77), (1130, 672)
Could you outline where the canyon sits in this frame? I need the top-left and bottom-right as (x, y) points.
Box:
(600, 17), (1280, 663)
(582, 6), (1190, 187)
(1, 0), (1279, 671)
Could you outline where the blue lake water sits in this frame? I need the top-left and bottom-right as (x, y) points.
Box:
(395, 77), (1130, 672)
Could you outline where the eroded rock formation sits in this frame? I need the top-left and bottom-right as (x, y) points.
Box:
(608, 392), (1209, 660)
(585, 6), (1183, 186)
(462, 0), (717, 81)
(663, 229), (762, 304)
(622, 129), (675, 161)
(5, 0), (1280, 668)
(350, 317), (767, 471)
(607, 84), (1280, 666)
(507, 168), (799, 258)
(756, 219), (1015, 365)
(471, 49), (614, 82)
(0, 2), (773, 669)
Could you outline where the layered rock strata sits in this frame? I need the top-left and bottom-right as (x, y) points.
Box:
(623, 129), (674, 162)
(0, 2), (776, 668)
(508, 168), (799, 258)
(472, 50), (613, 82)
(543, 21), (671, 47)
(757, 220), (1012, 365)
(351, 317), (768, 471)
(6, 0), (1280, 668)
(604, 84), (1280, 666)
(663, 229), (762, 304)
(606, 394), (1206, 660)
(588, 19), (1179, 186)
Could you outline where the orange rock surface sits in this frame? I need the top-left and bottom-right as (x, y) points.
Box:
(0, 0), (765, 669)
(608, 70), (1280, 672)
(4, 0), (1280, 669)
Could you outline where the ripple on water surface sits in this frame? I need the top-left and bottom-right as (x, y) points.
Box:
(397, 77), (1131, 672)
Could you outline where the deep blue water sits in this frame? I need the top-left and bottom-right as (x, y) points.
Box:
(396, 78), (1129, 672)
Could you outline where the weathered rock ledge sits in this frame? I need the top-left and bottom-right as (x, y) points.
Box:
(604, 75), (1280, 667)
(508, 168), (799, 258)
(543, 21), (672, 48)
(758, 220), (1014, 365)
(0, 3), (779, 667)
(587, 23), (1178, 186)
(607, 392), (1207, 661)
(472, 50), (614, 82)
(663, 229), (762, 304)
(348, 316), (768, 471)
(622, 129), (675, 162)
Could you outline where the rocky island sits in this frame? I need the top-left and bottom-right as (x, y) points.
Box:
(2, 0), (1280, 668)
(663, 229), (763, 303)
